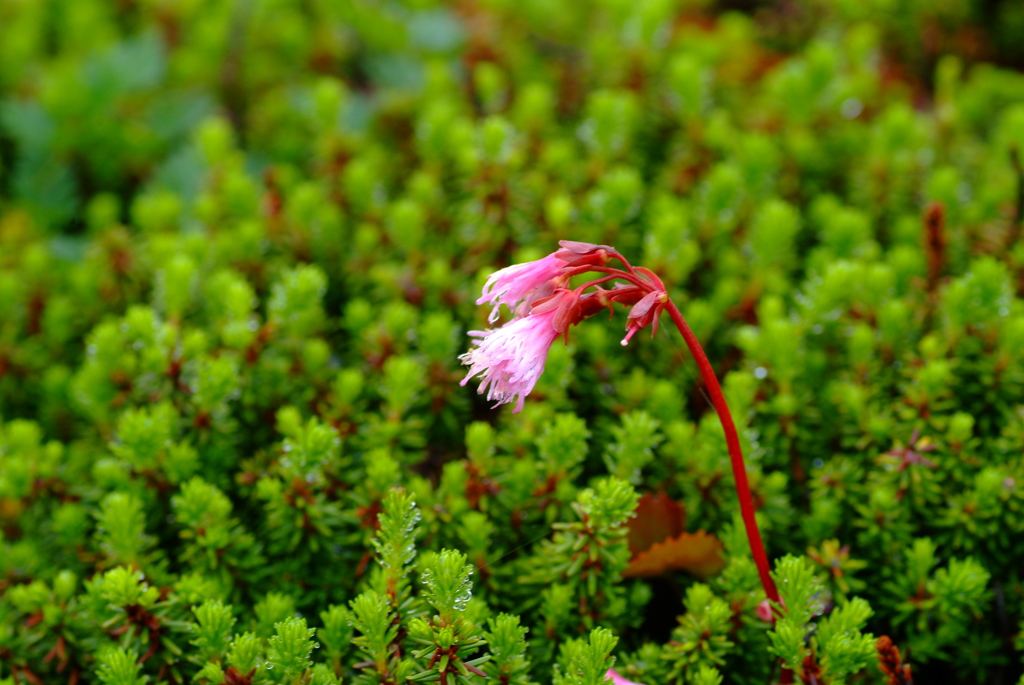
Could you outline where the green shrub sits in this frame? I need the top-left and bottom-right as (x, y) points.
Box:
(1, 1), (1024, 684)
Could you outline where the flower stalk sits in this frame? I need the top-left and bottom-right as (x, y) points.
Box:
(661, 298), (780, 606)
(461, 241), (782, 612)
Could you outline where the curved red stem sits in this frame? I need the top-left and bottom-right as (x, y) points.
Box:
(663, 298), (791, 683)
(563, 265), (650, 289)
(575, 274), (623, 292)
(662, 299), (780, 604)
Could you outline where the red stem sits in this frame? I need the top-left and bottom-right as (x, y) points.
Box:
(571, 265), (781, 610)
(663, 299), (780, 605)
(663, 298), (791, 683)
(563, 265), (650, 289)
(574, 274), (623, 292)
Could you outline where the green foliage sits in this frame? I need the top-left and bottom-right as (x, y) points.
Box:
(95, 492), (154, 568)
(526, 478), (639, 631)
(96, 648), (148, 685)
(226, 632), (262, 674)
(267, 617), (318, 676)
(93, 567), (160, 609)
(553, 628), (618, 685)
(537, 413), (591, 478)
(374, 488), (422, 610)
(349, 590), (401, 683)
(318, 604), (354, 666)
(172, 476), (262, 588)
(418, 550), (474, 625)
(190, 600), (235, 662)
(662, 584), (734, 682)
(1, 1), (1024, 684)
(603, 411), (662, 485)
(408, 550), (489, 685)
(483, 614), (533, 685)
(891, 539), (994, 665)
(816, 599), (876, 683)
(767, 556), (876, 684)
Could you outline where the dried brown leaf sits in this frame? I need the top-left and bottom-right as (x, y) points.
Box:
(623, 530), (726, 579)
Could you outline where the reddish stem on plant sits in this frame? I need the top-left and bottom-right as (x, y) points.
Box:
(662, 299), (780, 604)
(564, 264), (650, 289)
(663, 298), (791, 684)
(575, 274), (623, 291)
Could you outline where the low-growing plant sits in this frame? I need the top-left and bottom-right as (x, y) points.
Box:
(2, 0), (1024, 684)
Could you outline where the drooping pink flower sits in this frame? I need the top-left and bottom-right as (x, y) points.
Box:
(459, 297), (569, 412)
(477, 253), (567, 323)
(460, 243), (785, 636)
(606, 669), (646, 685)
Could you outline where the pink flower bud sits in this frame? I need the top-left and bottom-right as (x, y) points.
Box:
(555, 240), (614, 268)
(621, 290), (668, 345)
(756, 599), (775, 623)
(606, 669), (646, 685)
(531, 288), (581, 335)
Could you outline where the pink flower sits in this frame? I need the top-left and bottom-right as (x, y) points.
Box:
(606, 669), (646, 685)
(460, 302), (565, 413)
(756, 598), (775, 623)
(477, 254), (566, 323)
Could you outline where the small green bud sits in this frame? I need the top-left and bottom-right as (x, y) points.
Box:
(53, 570), (77, 601)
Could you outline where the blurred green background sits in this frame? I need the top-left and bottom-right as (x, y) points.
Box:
(2, 0), (1024, 237)
(4, 1), (1024, 684)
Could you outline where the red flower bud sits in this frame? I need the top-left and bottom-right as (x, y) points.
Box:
(554, 240), (614, 268)
(622, 290), (668, 346)
(530, 288), (581, 334)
